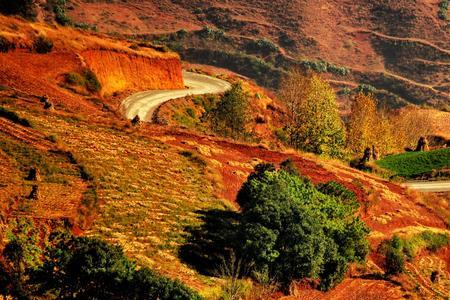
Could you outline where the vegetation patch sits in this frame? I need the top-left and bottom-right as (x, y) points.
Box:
(33, 35), (53, 54)
(382, 231), (449, 275)
(0, 106), (33, 127)
(181, 162), (369, 292)
(64, 69), (102, 94)
(376, 148), (450, 179)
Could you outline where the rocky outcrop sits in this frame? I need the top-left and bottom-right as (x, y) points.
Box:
(81, 50), (184, 95)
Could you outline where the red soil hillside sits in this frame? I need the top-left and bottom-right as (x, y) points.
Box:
(0, 15), (183, 98)
(68, 0), (450, 108)
(0, 12), (449, 300)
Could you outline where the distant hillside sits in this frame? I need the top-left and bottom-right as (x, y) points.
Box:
(66, 0), (450, 109)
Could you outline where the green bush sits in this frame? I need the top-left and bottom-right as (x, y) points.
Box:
(83, 70), (101, 93)
(208, 82), (250, 139)
(64, 72), (85, 86)
(30, 236), (200, 299)
(246, 39), (279, 55)
(64, 70), (102, 93)
(384, 235), (405, 275)
(33, 36), (53, 54)
(186, 107), (196, 119)
(438, 1), (449, 20)
(317, 181), (357, 205)
(0, 0), (36, 20)
(300, 60), (350, 76)
(419, 231), (449, 252)
(236, 165), (369, 290)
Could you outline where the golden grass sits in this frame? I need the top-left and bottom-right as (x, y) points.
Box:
(22, 109), (229, 290)
(0, 15), (179, 59)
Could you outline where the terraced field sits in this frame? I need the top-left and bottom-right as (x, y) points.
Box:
(404, 256), (450, 299)
(25, 111), (228, 290)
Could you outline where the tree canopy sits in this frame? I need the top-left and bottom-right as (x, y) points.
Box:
(236, 164), (369, 290)
(279, 70), (346, 158)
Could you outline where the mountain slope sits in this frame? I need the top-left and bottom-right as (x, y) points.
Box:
(67, 0), (450, 108)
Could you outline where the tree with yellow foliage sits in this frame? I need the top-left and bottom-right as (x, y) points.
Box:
(280, 70), (346, 158)
(347, 93), (396, 156)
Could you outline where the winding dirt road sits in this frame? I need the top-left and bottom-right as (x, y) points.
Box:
(122, 71), (232, 122)
(404, 181), (450, 193)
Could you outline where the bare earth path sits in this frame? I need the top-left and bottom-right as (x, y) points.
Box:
(404, 181), (450, 192)
(121, 71), (231, 122)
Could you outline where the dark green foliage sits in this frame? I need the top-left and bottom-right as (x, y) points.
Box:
(384, 235), (405, 275)
(419, 231), (449, 252)
(236, 168), (369, 290)
(0, 106), (32, 127)
(54, 0), (71, 26)
(317, 181), (357, 206)
(186, 107), (196, 118)
(439, 1), (449, 20)
(208, 82), (250, 139)
(0, 36), (15, 53)
(354, 84), (377, 95)
(64, 69), (102, 93)
(30, 236), (200, 299)
(83, 69), (102, 93)
(300, 60), (350, 76)
(246, 39), (279, 55)
(0, 0), (36, 20)
(1, 218), (42, 298)
(382, 231), (449, 276)
(280, 158), (300, 176)
(198, 26), (226, 40)
(182, 164), (369, 291)
(33, 36), (53, 54)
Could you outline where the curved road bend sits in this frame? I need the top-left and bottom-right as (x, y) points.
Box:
(122, 71), (232, 122)
(404, 181), (450, 193)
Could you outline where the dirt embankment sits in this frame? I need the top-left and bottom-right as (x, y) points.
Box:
(82, 50), (184, 95)
(0, 15), (184, 101)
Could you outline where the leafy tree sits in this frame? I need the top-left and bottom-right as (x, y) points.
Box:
(384, 235), (405, 275)
(31, 235), (200, 299)
(0, 0), (36, 20)
(236, 165), (369, 290)
(209, 82), (250, 139)
(346, 93), (395, 155)
(279, 70), (346, 158)
(0, 218), (42, 299)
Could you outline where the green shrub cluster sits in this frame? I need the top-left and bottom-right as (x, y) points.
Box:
(198, 26), (226, 40)
(246, 39), (279, 55)
(0, 0), (37, 20)
(300, 60), (350, 76)
(182, 163), (369, 292)
(50, 0), (71, 26)
(354, 83), (377, 95)
(439, 1), (449, 20)
(33, 36), (53, 54)
(64, 69), (102, 93)
(382, 231), (449, 275)
(237, 165), (369, 290)
(1, 232), (200, 299)
(207, 82), (250, 140)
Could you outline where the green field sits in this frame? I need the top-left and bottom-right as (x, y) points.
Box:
(376, 148), (450, 179)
